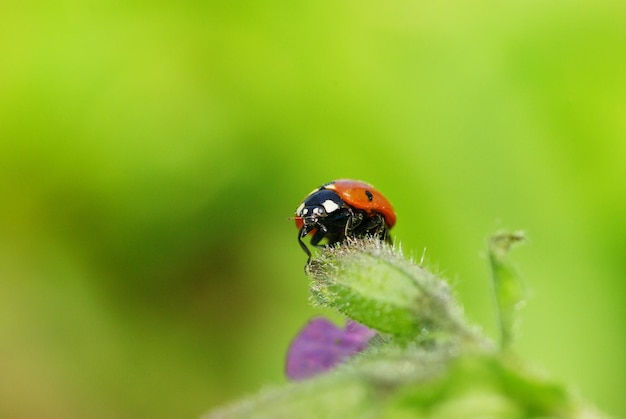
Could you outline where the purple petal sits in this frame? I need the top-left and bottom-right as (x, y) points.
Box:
(285, 317), (376, 381)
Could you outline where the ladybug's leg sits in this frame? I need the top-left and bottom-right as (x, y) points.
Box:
(353, 213), (388, 241)
(309, 227), (327, 246)
(371, 213), (388, 237)
(377, 215), (392, 243)
(297, 227), (312, 263)
(310, 222), (344, 247)
(344, 208), (364, 237)
(299, 222), (328, 264)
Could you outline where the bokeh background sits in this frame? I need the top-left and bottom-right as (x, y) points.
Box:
(1, 1), (624, 418)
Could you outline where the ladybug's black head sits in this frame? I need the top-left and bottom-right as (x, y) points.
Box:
(295, 188), (350, 262)
(295, 189), (345, 235)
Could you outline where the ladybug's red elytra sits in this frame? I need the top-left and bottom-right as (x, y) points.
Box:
(294, 179), (396, 262)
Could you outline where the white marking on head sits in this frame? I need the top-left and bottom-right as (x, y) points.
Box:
(321, 199), (340, 213)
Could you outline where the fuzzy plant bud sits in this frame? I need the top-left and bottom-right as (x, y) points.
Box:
(307, 238), (478, 343)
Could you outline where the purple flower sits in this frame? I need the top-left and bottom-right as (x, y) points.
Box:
(285, 317), (377, 381)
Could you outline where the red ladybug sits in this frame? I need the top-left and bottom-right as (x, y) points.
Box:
(294, 179), (396, 261)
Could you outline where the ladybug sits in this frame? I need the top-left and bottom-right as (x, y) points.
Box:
(294, 179), (396, 261)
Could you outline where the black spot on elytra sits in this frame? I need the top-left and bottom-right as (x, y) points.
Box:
(365, 190), (373, 201)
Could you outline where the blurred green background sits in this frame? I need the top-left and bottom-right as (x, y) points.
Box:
(1, 1), (624, 418)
